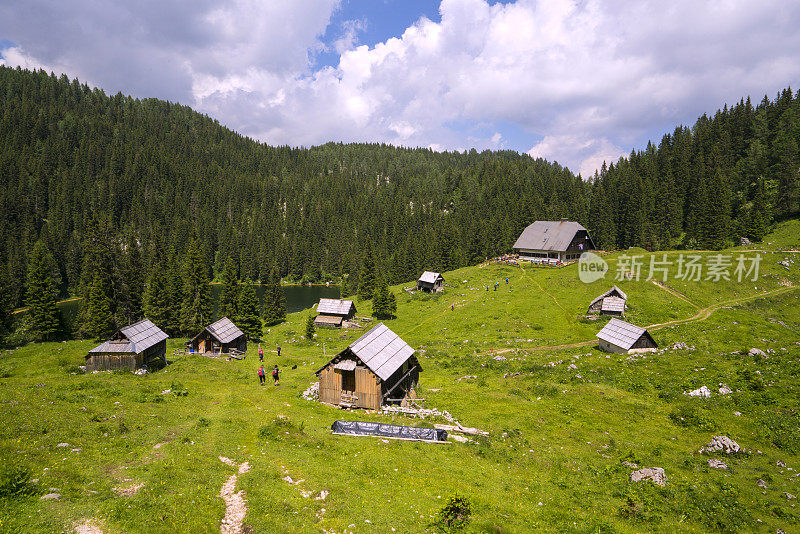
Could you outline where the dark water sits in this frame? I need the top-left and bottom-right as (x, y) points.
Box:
(56, 284), (340, 331)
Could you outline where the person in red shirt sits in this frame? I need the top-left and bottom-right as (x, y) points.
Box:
(257, 365), (265, 385)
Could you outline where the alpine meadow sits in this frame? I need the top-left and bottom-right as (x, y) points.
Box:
(0, 59), (799, 534)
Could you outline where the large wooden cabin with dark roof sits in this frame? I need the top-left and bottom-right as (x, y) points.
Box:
(86, 319), (168, 371)
(315, 323), (421, 410)
(513, 220), (596, 263)
(189, 317), (246, 355)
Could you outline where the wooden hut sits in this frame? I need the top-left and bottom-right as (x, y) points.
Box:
(86, 319), (168, 371)
(314, 298), (357, 328)
(316, 322), (421, 410)
(588, 286), (628, 316)
(513, 220), (596, 263)
(596, 318), (657, 353)
(417, 271), (444, 293)
(189, 317), (246, 355)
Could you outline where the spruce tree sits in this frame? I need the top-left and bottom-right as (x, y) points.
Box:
(357, 238), (377, 301)
(0, 269), (14, 345)
(85, 273), (115, 339)
(117, 233), (144, 326)
(143, 262), (171, 333)
(236, 281), (261, 340)
(372, 278), (397, 320)
(262, 266), (286, 326)
(305, 313), (316, 340)
(180, 240), (212, 335)
(25, 240), (60, 341)
(218, 258), (240, 319)
(747, 176), (769, 241)
(166, 250), (184, 335)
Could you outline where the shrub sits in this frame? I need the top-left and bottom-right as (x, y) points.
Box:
(258, 416), (304, 441)
(668, 404), (715, 430)
(0, 465), (37, 498)
(438, 494), (472, 530)
(169, 381), (188, 396)
(197, 417), (211, 428)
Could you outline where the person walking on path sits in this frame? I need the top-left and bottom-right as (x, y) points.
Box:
(257, 365), (265, 385)
(276, 346), (281, 358)
(272, 365), (280, 386)
(258, 345), (264, 362)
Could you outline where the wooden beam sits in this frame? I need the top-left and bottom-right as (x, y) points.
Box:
(382, 365), (418, 399)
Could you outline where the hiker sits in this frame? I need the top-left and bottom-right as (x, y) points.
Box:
(272, 365), (280, 386)
(494, 282), (498, 291)
(276, 345), (281, 357)
(258, 345), (264, 362)
(450, 303), (454, 311)
(505, 277), (509, 284)
(258, 365), (265, 385)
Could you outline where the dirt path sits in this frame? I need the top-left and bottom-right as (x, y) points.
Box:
(219, 457), (251, 534)
(649, 279), (699, 308)
(645, 286), (797, 331)
(478, 285), (797, 356)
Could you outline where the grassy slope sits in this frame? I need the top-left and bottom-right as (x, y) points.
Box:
(1, 222), (799, 533)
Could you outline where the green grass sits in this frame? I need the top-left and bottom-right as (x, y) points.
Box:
(1, 221), (799, 533)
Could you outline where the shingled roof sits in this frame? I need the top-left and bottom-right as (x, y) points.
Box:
(204, 317), (244, 344)
(319, 323), (416, 382)
(317, 298), (356, 316)
(418, 271), (443, 284)
(589, 286), (628, 307)
(513, 220), (593, 252)
(596, 318), (655, 350)
(89, 319), (168, 354)
(601, 296), (626, 314)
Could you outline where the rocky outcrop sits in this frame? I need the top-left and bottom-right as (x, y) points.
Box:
(629, 467), (666, 487)
(699, 436), (741, 454)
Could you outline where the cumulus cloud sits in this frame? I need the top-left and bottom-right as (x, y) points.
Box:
(2, 0), (800, 175)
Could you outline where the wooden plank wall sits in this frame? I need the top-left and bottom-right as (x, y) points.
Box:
(319, 366), (342, 404)
(85, 353), (139, 371)
(355, 366), (380, 410)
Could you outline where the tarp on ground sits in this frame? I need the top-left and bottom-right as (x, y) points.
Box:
(331, 420), (448, 442)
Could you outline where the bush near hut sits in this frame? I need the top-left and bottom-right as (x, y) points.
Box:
(437, 494), (472, 530)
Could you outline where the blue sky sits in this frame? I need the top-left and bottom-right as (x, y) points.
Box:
(1, 0), (799, 176)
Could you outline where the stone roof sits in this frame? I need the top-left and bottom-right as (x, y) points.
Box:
(513, 220), (592, 252)
(596, 318), (654, 350)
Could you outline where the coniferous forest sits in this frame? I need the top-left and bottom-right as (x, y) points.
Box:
(0, 66), (798, 340)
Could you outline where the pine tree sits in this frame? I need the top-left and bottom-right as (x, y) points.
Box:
(305, 313), (315, 340)
(357, 238), (377, 301)
(236, 281), (261, 340)
(218, 258), (240, 319)
(117, 233), (144, 326)
(143, 262), (171, 333)
(262, 266), (286, 326)
(180, 240), (212, 335)
(746, 176), (770, 241)
(372, 278), (397, 320)
(25, 240), (60, 341)
(0, 269), (14, 345)
(166, 250), (184, 335)
(85, 273), (115, 339)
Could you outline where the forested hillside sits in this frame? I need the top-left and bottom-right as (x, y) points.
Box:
(0, 66), (798, 338)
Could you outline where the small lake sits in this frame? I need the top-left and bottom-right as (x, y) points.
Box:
(56, 284), (340, 332)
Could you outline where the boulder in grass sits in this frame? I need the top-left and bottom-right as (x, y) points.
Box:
(687, 386), (711, 397)
(41, 493), (61, 500)
(699, 436), (741, 455)
(707, 458), (728, 470)
(629, 467), (666, 487)
(718, 384), (732, 395)
(748, 348), (766, 358)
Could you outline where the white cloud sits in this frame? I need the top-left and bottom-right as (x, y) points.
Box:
(2, 0), (800, 175)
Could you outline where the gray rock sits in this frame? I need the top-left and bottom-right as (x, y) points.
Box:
(733, 411), (742, 416)
(757, 479), (768, 489)
(621, 461), (638, 469)
(493, 355), (507, 361)
(687, 385), (711, 398)
(40, 493), (61, 500)
(718, 384), (733, 395)
(699, 435), (741, 454)
(707, 458), (728, 470)
(749, 348), (766, 358)
(785, 492), (796, 500)
(568, 363), (578, 370)
(777, 460), (786, 468)
(56, 443), (69, 448)
(630, 467), (666, 486)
